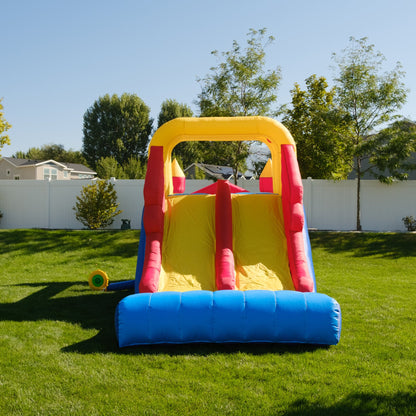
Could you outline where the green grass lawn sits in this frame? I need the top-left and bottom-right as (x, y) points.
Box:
(0, 230), (415, 415)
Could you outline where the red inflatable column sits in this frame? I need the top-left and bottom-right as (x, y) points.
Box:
(281, 144), (314, 292)
(139, 146), (165, 293)
(215, 180), (236, 290)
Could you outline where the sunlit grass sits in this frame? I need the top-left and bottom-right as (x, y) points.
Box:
(0, 230), (415, 415)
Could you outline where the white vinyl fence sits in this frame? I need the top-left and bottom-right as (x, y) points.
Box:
(0, 178), (415, 231)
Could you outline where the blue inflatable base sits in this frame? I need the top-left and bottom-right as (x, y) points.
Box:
(115, 290), (341, 347)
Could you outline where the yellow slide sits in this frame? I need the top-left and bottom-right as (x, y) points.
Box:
(158, 193), (293, 292)
(158, 194), (216, 292)
(232, 194), (294, 291)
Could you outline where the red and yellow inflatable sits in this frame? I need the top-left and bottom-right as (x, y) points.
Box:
(111, 117), (341, 347)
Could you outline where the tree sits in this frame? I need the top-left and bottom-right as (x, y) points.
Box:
(0, 98), (12, 156)
(332, 37), (408, 230)
(196, 28), (281, 184)
(197, 140), (250, 183)
(122, 156), (146, 179)
(73, 180), (122, 229)
(64, 149), (89, 165)
(96, 156), (126, 179)
(11, 151), (27, 159)
(13, 144), (88, 165)
(250, 160), (268, 178)
(248, 140), (271, 177)
(197, 28), (281, 117)
(282, 75), (351, 179)
(96, 156), (146, 179)
(365, 119), (416, 182)
(82, 93), (153, 169)
(157, 99), (199, 168)
(157, 99), (193, 127)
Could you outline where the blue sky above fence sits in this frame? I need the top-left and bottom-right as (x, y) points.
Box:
(2, 0), (416, 157)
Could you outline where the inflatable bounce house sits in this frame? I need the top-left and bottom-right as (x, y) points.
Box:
(91, 116), (341, 347)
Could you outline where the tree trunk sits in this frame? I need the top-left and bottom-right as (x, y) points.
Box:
(356, 157), (362, 231)
(233, 168), (238, 186)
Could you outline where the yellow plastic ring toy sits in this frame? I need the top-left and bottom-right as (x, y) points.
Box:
(88, 269), (109, 291)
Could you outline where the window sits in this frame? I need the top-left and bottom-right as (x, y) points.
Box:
(6, 169), (11, 176)
(44, 167), (58, 180)
(64, 171), (68, 179)
(14, 175), (20, 180)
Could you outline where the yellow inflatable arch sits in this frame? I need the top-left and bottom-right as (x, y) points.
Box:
(149, 116), (296, 196)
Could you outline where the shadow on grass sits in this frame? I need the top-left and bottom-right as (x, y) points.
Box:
(0, 229), (140, 260)
(284, 391), (416, 416)
(310, 231), (416, 259)
(113, 341), (326, 357)
(0, 281), (326, 356)
(0, 281), (126, 352)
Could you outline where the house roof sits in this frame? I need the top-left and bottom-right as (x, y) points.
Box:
(184, 163), (239, 180)
(64, 163), (96, 174)
(201, 164), (238, 178)
(2, 157), (96, 174)
(3, 157), (43, 167)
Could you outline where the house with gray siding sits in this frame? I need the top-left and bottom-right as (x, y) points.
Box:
(0, 157), (96, 180)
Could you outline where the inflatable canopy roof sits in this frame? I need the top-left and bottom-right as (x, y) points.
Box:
(108, 116), (341, 347)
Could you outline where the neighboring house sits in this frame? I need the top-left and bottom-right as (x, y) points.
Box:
(347, 120), (416, 180)
(0, 157), (97, 180)
(184, 163), (255, 181)
(347, 153), (416, 180)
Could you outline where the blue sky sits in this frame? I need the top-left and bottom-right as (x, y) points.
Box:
(2, 0), (416, 157)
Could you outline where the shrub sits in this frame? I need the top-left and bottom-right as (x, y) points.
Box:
(402, 216), (416, 232)
(73, 180), (122, 229)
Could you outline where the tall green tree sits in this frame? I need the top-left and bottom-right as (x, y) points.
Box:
(197, 28), (280, 117)
(282, 75), (351, 179)
(0, 98), (12, 156)
(157, 99), (199, 168)
(333, 37), (408, 230)
(82, 93), (153, 169)
(196, 28), (281, 184)
(157, 99), (193, 127)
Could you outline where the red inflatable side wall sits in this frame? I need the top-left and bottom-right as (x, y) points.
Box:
(281, 145), (314, 292)
(259, 177), (273, 193)
(215, 180), (236, 290)
(139, 146), (165, 293)
(172, 176), (185, 194)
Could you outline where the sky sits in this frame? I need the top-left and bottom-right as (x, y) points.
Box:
(2, 0), (416, 157)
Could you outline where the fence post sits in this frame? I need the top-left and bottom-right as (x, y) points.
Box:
(303, 177), (313, 228)
(48, 179), (52, 229)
